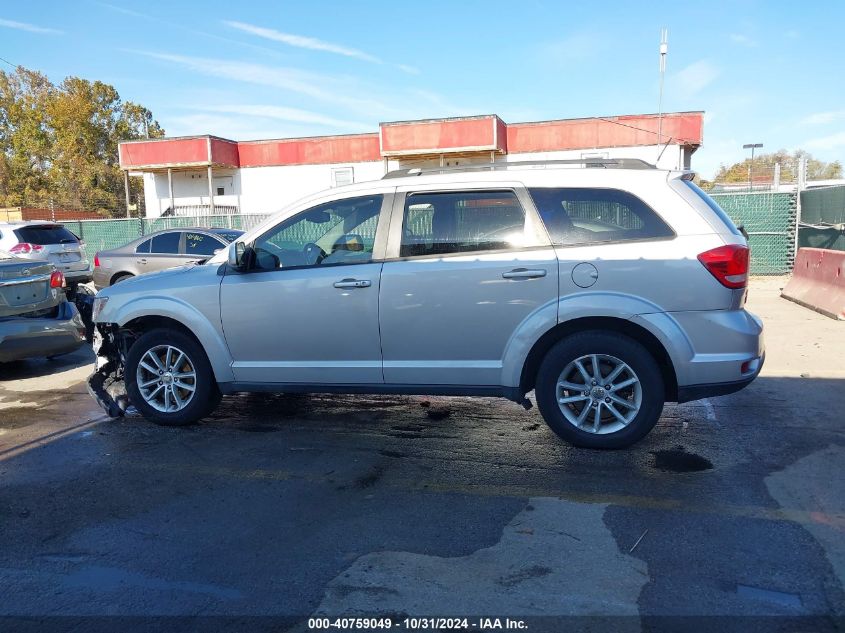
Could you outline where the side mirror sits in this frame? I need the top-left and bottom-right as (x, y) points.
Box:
(228, 242), (246, 268)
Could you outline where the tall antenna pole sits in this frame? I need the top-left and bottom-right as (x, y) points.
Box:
(657, 28), (668, 163)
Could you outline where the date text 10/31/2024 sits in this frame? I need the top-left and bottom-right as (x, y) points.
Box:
(308, 618), (529, 630)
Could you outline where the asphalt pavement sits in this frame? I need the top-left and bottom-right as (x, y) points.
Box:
(0, 277), (842, 632)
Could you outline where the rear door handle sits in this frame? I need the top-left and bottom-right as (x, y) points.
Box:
(139, 258), (148, 265)
(502, 268), (547, 279)
(333, 279), (371, 289)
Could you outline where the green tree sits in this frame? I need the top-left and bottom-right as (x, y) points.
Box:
(0, 66), (164, 215)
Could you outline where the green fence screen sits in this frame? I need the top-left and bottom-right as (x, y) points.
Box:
(64, 214), (271, 254)
(798, 186), (845, 252)
(710, 192), (797, 275)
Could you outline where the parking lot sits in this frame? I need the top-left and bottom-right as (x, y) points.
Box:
(1, 277), (843, 629)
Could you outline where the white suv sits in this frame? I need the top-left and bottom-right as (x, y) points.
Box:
(89, 159), (764, 449)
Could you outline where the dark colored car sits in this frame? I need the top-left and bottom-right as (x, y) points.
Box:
(92, 228), (243, 290)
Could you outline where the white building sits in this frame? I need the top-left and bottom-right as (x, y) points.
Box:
(118, 112), (704, 218)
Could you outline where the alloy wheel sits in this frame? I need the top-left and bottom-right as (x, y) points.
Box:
(136, 344), (197, 413)
(556, 353), (642, 434)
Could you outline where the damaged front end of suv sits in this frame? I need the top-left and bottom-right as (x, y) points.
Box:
(88, 321), (132, 418)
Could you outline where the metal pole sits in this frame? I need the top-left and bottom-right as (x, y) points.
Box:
(657, 28), (668, 162)
(167, 168), (174, 214)
(750, 146), (755, 193)
(123, 170), (131, 218)
(207, 165), (215, 216)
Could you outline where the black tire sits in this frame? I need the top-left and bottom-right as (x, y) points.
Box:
(112, 273), (134, 285)
(535, 331), (664, 449)
(125, 328), (221, 426)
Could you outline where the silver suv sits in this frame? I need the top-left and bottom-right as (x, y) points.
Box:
(89, 159), (764, 449)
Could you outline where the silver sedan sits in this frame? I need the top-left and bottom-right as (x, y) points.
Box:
(92, 228), (242, 290)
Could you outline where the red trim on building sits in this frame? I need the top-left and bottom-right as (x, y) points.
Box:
(119, 137), (209, 169)
(118, 112), (703, 170)
(209, 138), (240, 168)
(237, 134), (380, 167)
(380, 115), (506, 156)
(507, 113), (703, 154)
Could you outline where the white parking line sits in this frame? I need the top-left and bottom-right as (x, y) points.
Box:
(702, 398), (718, 424)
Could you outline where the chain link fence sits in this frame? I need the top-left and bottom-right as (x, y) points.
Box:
(710, 191), (797, 275)
(62, 214), (271, 254)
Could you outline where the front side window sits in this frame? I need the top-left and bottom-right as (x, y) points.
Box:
(150, 231), (182, 254)
(529, 188), (674, 246)
(253, 194), (383, 270)
(185, 232), (223, 256)
(400, 190), (529, 257)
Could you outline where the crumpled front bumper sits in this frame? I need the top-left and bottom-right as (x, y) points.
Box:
(87, 325), (129, 418)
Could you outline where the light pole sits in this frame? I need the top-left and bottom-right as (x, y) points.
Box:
(743, 143), (763, 192)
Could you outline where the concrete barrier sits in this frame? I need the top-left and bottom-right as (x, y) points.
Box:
(782, 247), (845, 320)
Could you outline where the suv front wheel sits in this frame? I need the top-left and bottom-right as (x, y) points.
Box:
(125, 328), (221, 425)
(535, 331), (664, 449)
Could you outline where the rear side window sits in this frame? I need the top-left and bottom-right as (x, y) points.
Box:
(401, 190), (530, 257)
(213, 231), (243, 243)
(14, 225), (79, 245)
(150, 232), (181, 254)
(529, 188), (674, 246)
(135, 239), (151, 254)
(681, 181), (742, 236)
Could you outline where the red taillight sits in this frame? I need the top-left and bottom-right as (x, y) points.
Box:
(697, 244), (749, 289)
(94, 254), (100, 268)
(9, 242), (44, 255)
(50, 270), (65, 288)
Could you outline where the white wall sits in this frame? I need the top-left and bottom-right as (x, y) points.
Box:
(236, 162), (385, 214)
(140, 145), (693, 218)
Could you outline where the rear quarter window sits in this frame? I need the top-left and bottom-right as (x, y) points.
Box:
(681, 181), (742, 237)
(14, 225), (79, 245)
(528, 188), (674, 246)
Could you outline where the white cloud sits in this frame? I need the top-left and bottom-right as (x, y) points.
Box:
(224, 20), (417, 74)
(193, 104), (372, 132)
(224, 20), (381, 63)
(804, 131), (845, 151)
(674, 60), (720, 98)
(0, 18), (61, 34)
(800, 110), (845, 125)
(729, 33), (757, 47)
(131, 51), (392, 116)
(164, 113), (308, 141)
(542, 32), (607, 63)
(395, 64), (420, 75)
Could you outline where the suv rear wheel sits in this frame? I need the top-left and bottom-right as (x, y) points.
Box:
(125, 328), (221, 426)
(535, 331), (664, 449)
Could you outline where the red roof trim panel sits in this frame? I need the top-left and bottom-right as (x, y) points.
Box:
(506, 113), (703, 154)
(119, 137), (211, 169)
(237, 134), (381, 167)
(380, 116), (506, 156)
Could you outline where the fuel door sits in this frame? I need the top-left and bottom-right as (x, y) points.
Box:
(571, 262), (598, 288)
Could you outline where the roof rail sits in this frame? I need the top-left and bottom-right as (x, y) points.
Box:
(382, 158), (657, 179)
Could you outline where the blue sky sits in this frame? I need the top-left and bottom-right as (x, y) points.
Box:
(1, 0), (843, 178)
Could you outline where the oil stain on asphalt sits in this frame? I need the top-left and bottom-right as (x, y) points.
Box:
(650, 447), (713, 473)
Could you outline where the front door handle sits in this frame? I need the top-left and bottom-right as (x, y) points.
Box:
(333, 278), (371, 289)
(502, 268), (547, 279)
